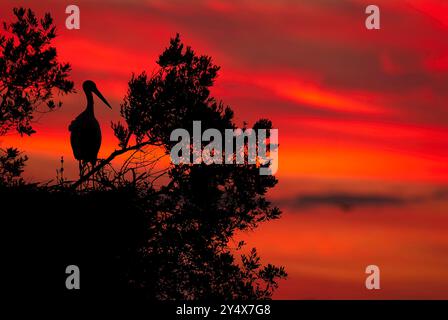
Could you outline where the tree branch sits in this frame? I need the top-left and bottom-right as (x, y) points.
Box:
(71, 140), (161, 190)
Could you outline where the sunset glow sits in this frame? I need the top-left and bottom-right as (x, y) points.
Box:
(1, 0), (447, 299)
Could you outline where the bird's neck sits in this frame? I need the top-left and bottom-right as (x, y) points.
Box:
(85, 90), (95, 115)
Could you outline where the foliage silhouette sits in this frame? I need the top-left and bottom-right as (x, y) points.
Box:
(2, 24), (286, 301)
(0, 7), (73, 136)
(0, 147), (27, 186)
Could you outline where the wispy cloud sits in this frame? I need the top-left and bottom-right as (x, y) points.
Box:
(276, 188), (448, 211)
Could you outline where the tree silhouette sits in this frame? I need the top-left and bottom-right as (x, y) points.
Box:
(1, 22), (286, 300)
(0, 7), (73, 136)
(0, 7), (73, 191)
(74, 34), (286, 299)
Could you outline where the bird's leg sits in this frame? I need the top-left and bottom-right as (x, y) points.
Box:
(91, 162), (95, 190)
(78, 160), (86, 190)
(78, 160), (82, 179)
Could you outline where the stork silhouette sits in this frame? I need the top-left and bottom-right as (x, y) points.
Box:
(69, 80), (111, 177)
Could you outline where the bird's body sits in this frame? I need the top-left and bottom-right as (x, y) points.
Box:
(69, 80), (111, 170)
(69, 110), (101, 165)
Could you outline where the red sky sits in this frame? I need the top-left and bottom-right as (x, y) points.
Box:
(1, 0), (448, 299)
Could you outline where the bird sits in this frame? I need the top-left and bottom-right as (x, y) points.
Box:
(69, 80), (111, 175)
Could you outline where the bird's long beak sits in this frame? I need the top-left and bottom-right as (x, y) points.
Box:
(93, 87), (112, 109)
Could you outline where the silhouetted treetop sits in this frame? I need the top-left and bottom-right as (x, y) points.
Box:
(116, 33), (232, 149)
(0, 7), (74, 136)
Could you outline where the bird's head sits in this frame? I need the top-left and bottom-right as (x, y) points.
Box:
(82, 80), (112, 109)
